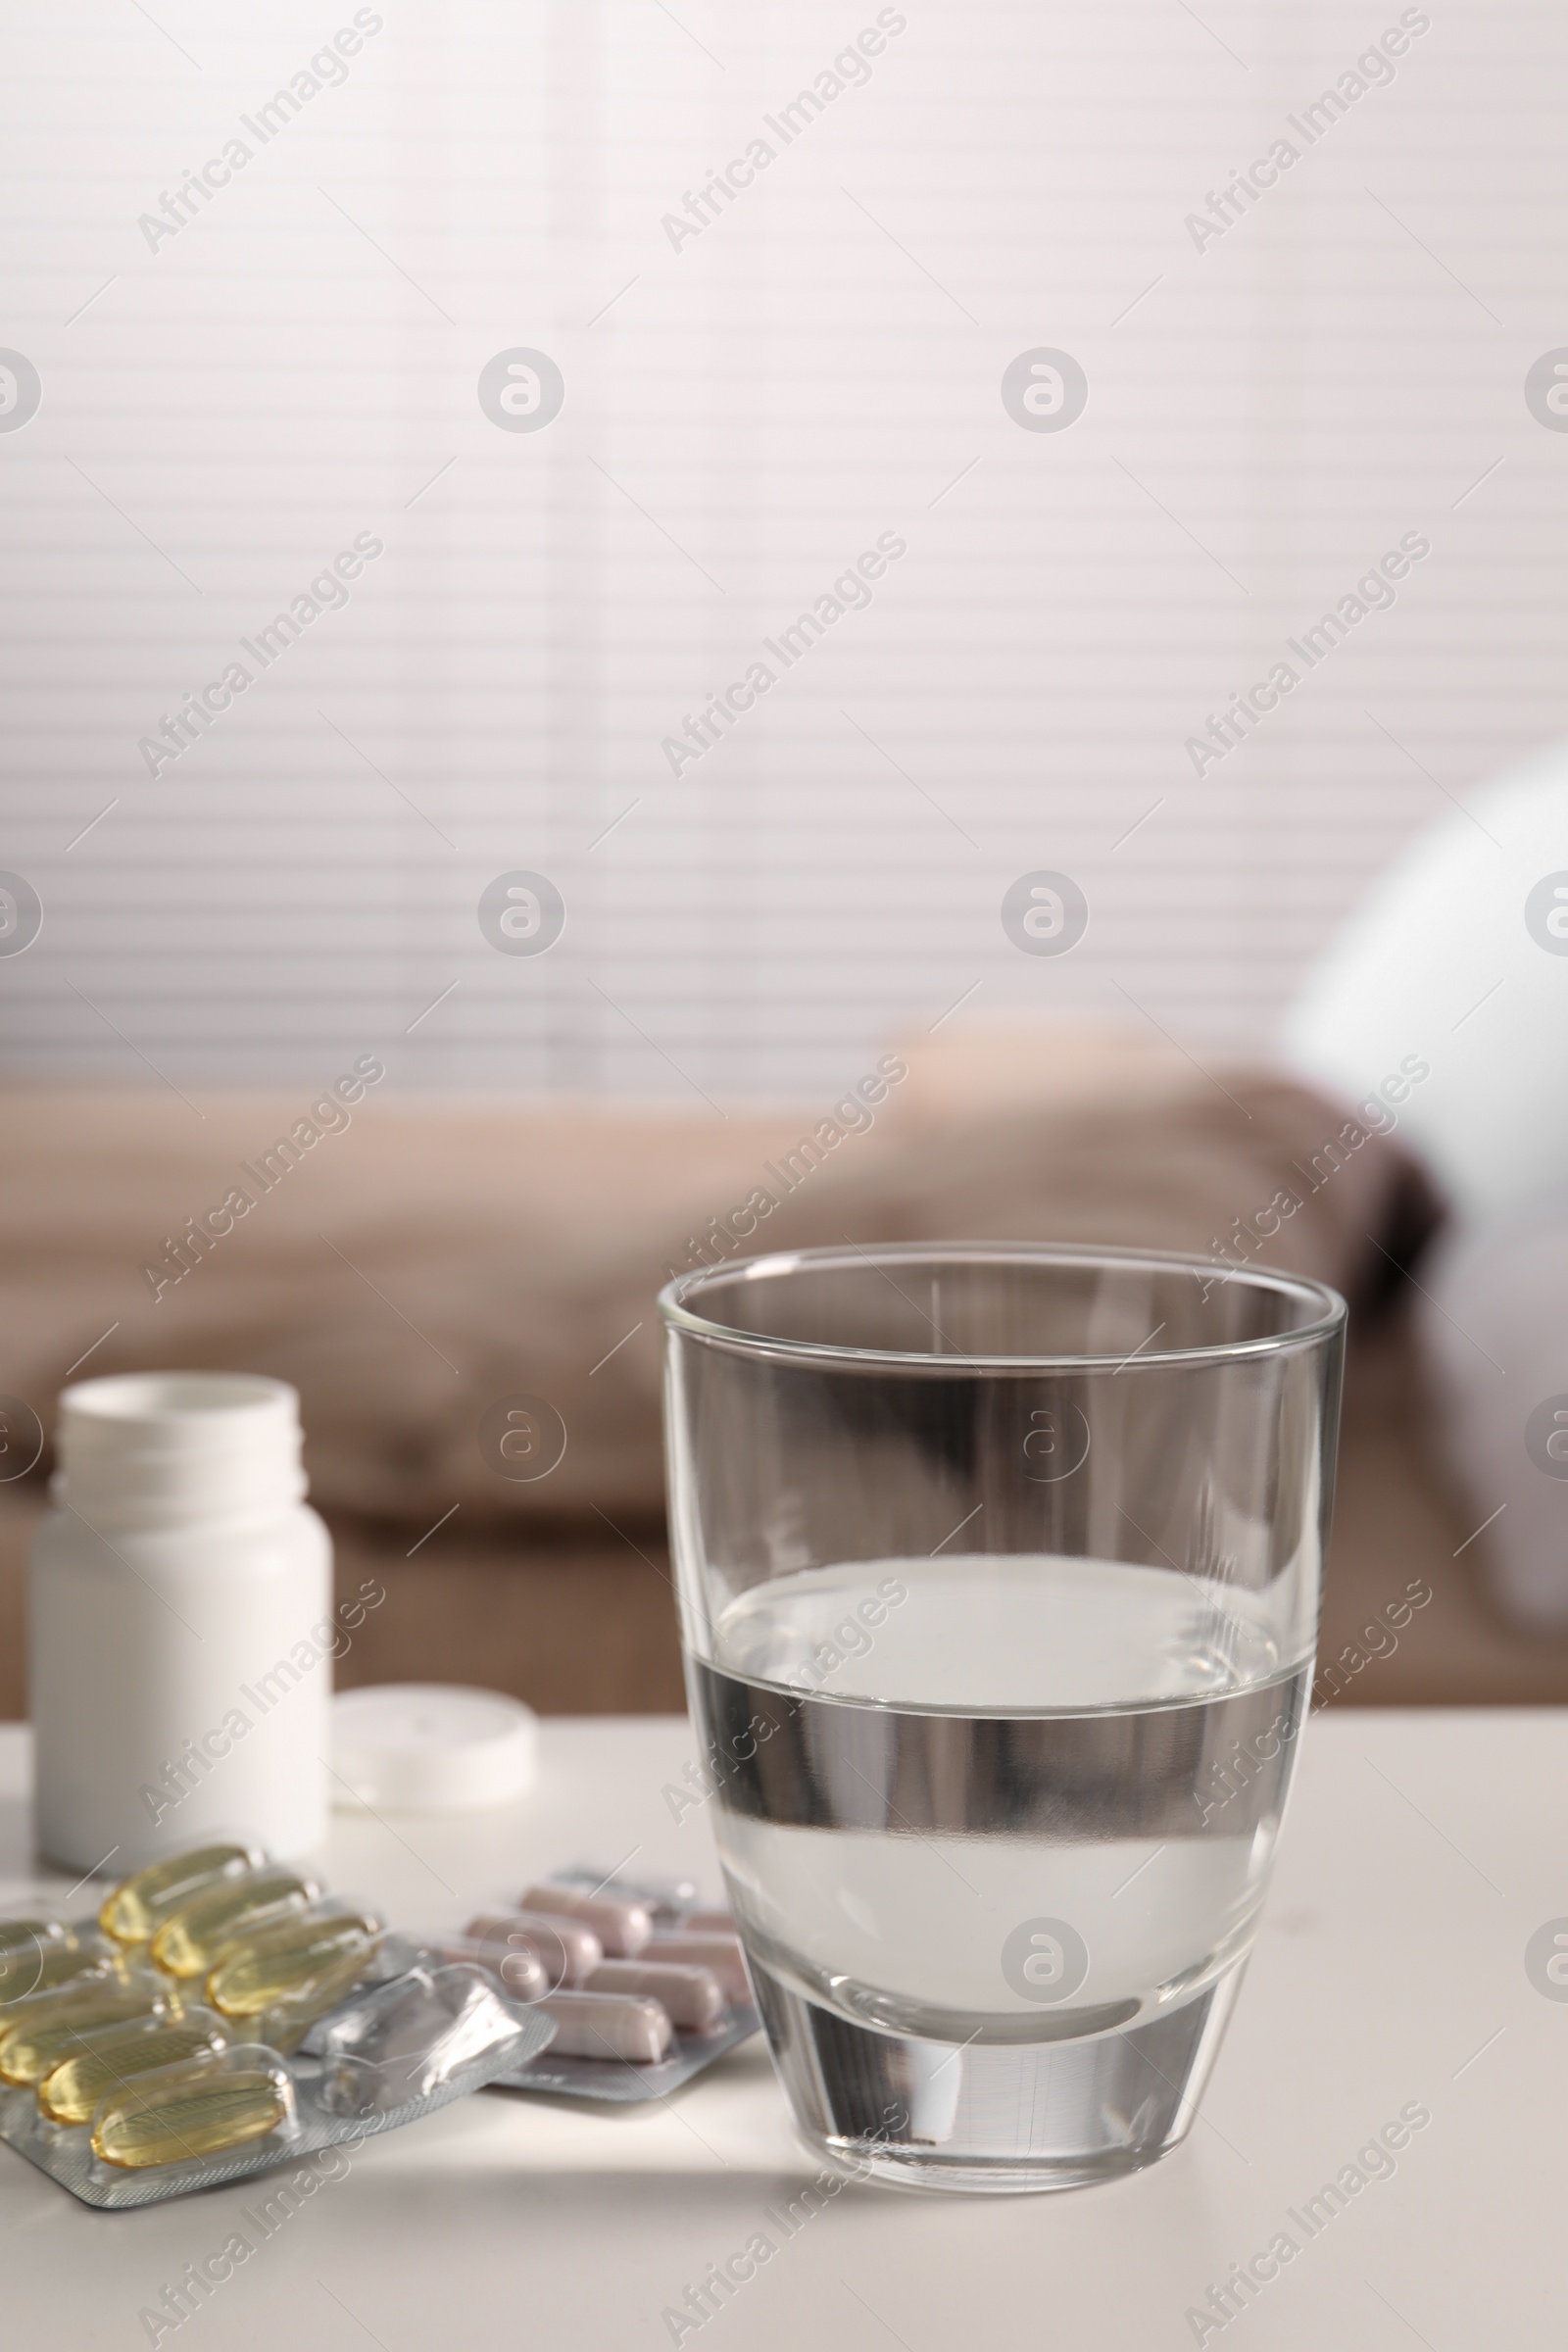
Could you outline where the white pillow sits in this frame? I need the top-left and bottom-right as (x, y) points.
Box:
(1280, 743), (1568, 1225)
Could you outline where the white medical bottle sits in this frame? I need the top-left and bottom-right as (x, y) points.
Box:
(29, 1372), (332, 1873)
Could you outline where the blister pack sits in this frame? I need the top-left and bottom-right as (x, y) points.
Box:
(417, 1865), (760, 2104)
(0, 1843), (555, 2208)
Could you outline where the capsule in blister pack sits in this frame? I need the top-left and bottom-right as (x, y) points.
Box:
(0, 1920), (71, 2000)
(99, 1844), (263, 1946)
(37, 2011), (230, 2128)
(441, 1869), (760, 2104)
(0, 1925), (118, 2009)
(0, 1841), (555, 2209)
(151, 1867), (318, 1979)
(531, 1989), (675, 2063)
(90, 2046), (296, 2171)
(416, 1934), (548, 2005)
(644, 1933), (753, 2009)
(205, 1905), (382, 2049)
(464, 1910), (602, 1990)
(0, 1919), (66, 1960)
(535, 1872), (748, 1982)
(0, 1975), (173, 2086)
(582, 1960), (728, 2035)
(516, 1882), (653, 1958)
(550, 1866), (700, 1928)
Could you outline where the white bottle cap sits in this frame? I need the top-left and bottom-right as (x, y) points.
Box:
(54, 1371), (307, 1528)
(330, 1685), (539, 1811)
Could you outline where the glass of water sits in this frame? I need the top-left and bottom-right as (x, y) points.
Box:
(659, 1243), (1345, 2193)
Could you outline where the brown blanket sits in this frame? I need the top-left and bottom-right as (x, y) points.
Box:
(0, 1026), (1440, 1529)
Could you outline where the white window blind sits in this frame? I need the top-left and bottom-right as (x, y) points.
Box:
(0, 0), (1560, 1099)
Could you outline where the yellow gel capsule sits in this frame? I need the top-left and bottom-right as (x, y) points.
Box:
(0, 1940), (112, 2010)
(205, 1912), (378, 2021)
(0, 1919), (66, 1959)
(255, 1949), (384, 2055)
(91, 2061), (290, 2171)
(100, 1845), (258, 1945)
(152, 1871), (315, 1979)
(39, 2020), (227, 2127)
(0, 1927), (77, 2005)
(0, 1985), (171, 2085)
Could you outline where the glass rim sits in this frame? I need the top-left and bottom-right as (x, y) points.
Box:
(657, 1241), (1347, 1372)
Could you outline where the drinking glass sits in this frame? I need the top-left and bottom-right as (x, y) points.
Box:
(659, 1243), (1345, 2193)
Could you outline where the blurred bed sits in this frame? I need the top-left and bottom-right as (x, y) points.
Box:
(2, 1018), (1565, 1717)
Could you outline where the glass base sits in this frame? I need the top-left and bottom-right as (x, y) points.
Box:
(750, 1955), (1246, 2194)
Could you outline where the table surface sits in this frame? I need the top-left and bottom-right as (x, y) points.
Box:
(0, 1708), (1556, 2349)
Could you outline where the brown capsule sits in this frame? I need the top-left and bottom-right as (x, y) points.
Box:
(553, 1869), (699, 1926)
(416, 1934), (548, 2004)
(534, 1988), (673, 2064)
(517, 1883), (652, 1959)
(645, 1934), (752, 2007)
(100, 1845), (259, 1945)
(91, 2058), (291, 2171)
(581, 1961), (726, 2034)
(464, 1911), (602, 1989)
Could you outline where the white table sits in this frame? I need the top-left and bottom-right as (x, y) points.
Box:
(0, 1711), (1557, 2348)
